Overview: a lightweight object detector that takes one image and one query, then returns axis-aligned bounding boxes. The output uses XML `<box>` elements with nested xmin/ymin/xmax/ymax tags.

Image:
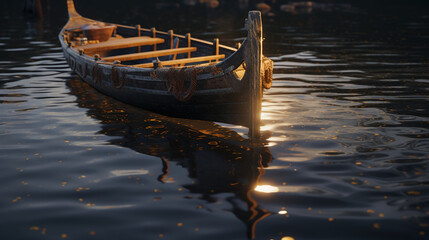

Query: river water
<box><xmin>1</xmin><ymin>1</ymin><xmax>428</xmax><ymax>240</ymax></box>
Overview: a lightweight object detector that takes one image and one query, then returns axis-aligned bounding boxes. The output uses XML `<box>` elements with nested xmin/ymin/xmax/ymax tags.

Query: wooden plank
<box><xmin>75</xmin><ymin>36</ymin><xmax>165</xmax><ymax>52</ymax></box>
<box><xmin>247</xmin><ymin>11</ymin><xmax>263</xmax><ymax>139</ymax></box>
<box><xmin>101</xmin><ymin>47</ymin><xmax>197</xmax><ymax>62</ymax></box>
<box><xmin>134</xmin><ymin>54</ymin><xmax>226</xmax><ymax>68</ymax></box>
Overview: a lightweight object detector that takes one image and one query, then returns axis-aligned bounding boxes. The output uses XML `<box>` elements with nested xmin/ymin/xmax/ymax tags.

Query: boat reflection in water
<box><xmin>66</xmin><ymin>77</ymin><xmax>273</xmax><ymax>239</ymax></box>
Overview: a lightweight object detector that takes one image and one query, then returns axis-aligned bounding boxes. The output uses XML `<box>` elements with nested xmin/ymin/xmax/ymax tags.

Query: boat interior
<box><xmin>62</xmin><ymin>19</ymin><xmax>237</xmax><ymax>68</ymax></box>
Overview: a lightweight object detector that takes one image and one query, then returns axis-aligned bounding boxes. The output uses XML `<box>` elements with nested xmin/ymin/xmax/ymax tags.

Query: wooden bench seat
<box><xmin>102</xmin><ymin>47</ymin><xmax>197</xmax><ymax>62</ymax></box>
<box><xmin>134</xmin><ymin>54</ymin><xmax>226</xmax><ymax>68</ymax></box>
<box><xmin>75</xmin><ymin>36</ymin><xmax>165</xmax><ymax>53</ymax></box>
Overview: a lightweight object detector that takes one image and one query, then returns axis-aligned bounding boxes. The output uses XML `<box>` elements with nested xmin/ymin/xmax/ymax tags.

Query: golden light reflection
<box><xmin>266</xmin><ymin>136</ymin><xmax>289</xmax><ymax>142</ymax></box>
<box><xmin>260</xmin><ymin>112</ymin><xmax>271</xmax><ymax>121</ymax></box>
<box><xmin>255</xmin><ymin>184</ymin><xmax>318</xmax><ymax>194</ymax></box>
<box><xmin>277</xmin><ymin>156</ymin><xmax>311</xmax><ymax>162</ymax></box>
<box><xmin>85</xmin><ymin>204</ymin><xmax>134</xmax><ymax>210</ymax></box>
<box><xmin>254</xmin><ymin>185</ymin><xmax>279</xmax><ymax>193</ymax></box>
<box><xmin>278</xmin><ymin>210</ymin><xmax>288</xmax><ymax>215</ymax></box>
<box><xmin>265</xmin><ymin>141</ymin><xmax>278</xmax><ymax>147</ymax></box>
<box><xmin>110</xmin><ymin>169</ymin><xmax>149</xmax><ymax>176</ymax></box>
<box><xmin>281</xmin><ymin>237</ymin><xmax>295</xmax><ymax>240</ymax></box>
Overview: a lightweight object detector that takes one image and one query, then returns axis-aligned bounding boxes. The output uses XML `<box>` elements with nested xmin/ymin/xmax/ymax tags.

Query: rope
<box><xmin>152</xmin><ymin>67</ymin><xmax>199</xmax><ymax>102</ymax></box>
<box><xmin>262</xmin><ymin>56</ymin><xmax>273</xmax><ymax>89</ymax></box>
<box><xmin>165</xmin><ymin>67</ymin><xmax>198</xmax><ymax>102</ymax></box>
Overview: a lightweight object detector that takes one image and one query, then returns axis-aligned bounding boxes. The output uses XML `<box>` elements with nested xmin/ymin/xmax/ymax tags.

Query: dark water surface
<box><xmin>1</xmin><ymin>1</ymin><xmax>429</xmax><ymax>240</ymax></box>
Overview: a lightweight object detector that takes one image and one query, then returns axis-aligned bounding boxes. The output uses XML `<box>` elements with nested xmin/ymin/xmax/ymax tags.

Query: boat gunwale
<box><xmin>60</xmin><ymin>38</ymin><xmax>247</xmax><ymax>97</ymax></box>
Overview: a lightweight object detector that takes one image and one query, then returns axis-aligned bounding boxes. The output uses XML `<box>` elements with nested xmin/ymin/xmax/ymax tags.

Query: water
<box><xmin>1</xmin><ymin>1</ymin><xmax>428</xmax><ymax>239</ymax></box>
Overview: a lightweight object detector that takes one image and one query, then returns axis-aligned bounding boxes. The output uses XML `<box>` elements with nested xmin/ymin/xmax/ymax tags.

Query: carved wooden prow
<box><xmin>67</xmin><ymin>0</ymin><xmax>81</xmax><ymax>18</ymax></box>
<box><xmin>247</xmin><ymin>11</ymin><xmax>263</xmax><ymax>139</ymax></box>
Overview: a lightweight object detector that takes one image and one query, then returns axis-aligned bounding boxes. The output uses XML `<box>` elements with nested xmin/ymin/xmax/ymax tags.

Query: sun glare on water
<box><xmin>254</xmin><ymin>185</ymin><xmax>280</xmax><ymax>193</ymax></box>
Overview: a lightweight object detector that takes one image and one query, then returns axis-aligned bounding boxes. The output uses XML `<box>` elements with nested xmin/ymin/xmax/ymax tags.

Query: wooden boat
<box><xmin>60</xmin><ymin>0</ymin><xmax>273</xmax><ymax>137</ymax></box>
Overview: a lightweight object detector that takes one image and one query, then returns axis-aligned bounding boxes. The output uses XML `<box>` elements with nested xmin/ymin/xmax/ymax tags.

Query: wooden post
<box><xmin>213</xmin><ymin>38</ymin><xmax>219</xmax><ymax>55</ymax></box>
<box><xmin>212</xmin><ymin>38</ymin><xmax>219</xmax><ymax>63</ymax></box>
<box><xmin>185</xmin><ymin>33</ymin><xmax>191</xmax><ymax>58</ymax></box>
<box><xmin>151</xmin><ymin>27</ymin><xmax>157</xmax><ymax>51</ymax></box>
<box><xmin>136</xmin><ymin>24</ymin><xmax>141</xmax><ymax>52</ymax></box>
<box><xmin>168</xmin><ymin>30</ymin><xmax>174</xmax><ymax>49</ymax></box>
<box><xmin>247</xmin><ymin>11</ymin><xmax>263</xmax><ymax>138</ymax></box>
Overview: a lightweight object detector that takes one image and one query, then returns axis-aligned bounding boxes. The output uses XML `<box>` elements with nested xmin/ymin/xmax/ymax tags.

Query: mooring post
<box><xmin>247</xmin><ymin>11</ymin><xmax>263</xmax><ymax>138</ymax></box>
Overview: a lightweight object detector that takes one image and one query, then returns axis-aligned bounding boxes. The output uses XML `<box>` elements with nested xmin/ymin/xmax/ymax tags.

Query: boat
<box><xmin>60</xmin><ymin>0</ymin><xmax>273</xmax><ymax>138</ymax></box>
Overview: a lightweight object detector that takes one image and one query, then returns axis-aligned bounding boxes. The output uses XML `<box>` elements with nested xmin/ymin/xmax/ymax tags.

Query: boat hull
<box><xmin>62</xmin><ymin>41</ymin><xmax>251</xmax><ymax>126</ymax></box>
